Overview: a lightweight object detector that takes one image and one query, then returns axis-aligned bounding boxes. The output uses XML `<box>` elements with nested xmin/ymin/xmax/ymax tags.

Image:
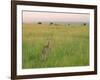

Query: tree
<box><xmin>68</xmin><ymin>24</ymin><xmax>70</xmax><ymax>26</ymax></box>
<box><xmin>50</xmin><ymin>22</ymin><xmax>53</xmax><ymax>25</ymax></box>
<box><xmin>38</xmin><ymin>22</ymin><xmax>42</xmax><ymax>24</ymax></box>
<box><xmin>83</xmin><ymin>23</ymin><xmax>86</xmax><ymax>26</ymax></box>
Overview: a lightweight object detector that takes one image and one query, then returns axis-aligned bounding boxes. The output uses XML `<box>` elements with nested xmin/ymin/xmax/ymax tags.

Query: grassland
<box><xmin>22</xmin><ymin>23</ymin><xmax>89</xmax><ymax>69</ymax></box>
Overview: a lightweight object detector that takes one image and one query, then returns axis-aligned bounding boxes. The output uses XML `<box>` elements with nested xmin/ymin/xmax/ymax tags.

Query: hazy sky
<box><xmin>23</xmin><ymin>11</ymin><xmax>90</xmax><ymax>23</ymax></box>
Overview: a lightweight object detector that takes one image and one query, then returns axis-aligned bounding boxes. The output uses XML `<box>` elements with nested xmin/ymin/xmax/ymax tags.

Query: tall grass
<box><xmin>22</xmin><ymin>23</ymin><xmax>89</xmax><ymax>69</ymax></box>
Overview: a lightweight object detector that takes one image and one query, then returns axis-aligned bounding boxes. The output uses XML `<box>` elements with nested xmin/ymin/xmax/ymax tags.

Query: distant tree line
<box><xmin>37</xmin><ymin>22</ymin><xmax>87</xmax><ymax>27</ymax></box>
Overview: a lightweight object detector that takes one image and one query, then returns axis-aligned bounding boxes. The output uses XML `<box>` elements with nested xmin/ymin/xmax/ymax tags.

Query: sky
<box><xmin>23</xmin><ymin>11</ymin><xmax>90</xmax><ymax>23</ymax></box>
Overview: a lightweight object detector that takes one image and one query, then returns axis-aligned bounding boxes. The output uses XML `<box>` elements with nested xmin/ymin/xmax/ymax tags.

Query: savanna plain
<box><xmin>22</xmin><ymin>23</ymin><xmax>89</xmax><ymax>69</ymax></box>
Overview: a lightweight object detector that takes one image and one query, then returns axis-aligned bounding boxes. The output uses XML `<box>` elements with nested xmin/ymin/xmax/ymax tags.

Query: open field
<box><xmin>22</xmin><ymin>23</ymin><xmax>89</xmax><ymax>69</ymax></box>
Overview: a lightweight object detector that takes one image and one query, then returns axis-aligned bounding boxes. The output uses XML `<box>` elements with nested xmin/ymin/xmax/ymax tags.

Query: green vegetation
<box><xmin>22</xmin><ymin>23</ymin><xmax>89</xmax><ymax>69</ymax></box>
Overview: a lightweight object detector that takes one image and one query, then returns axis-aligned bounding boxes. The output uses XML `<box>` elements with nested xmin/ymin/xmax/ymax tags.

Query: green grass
<box><xmin>22</xmin><ymin>23</ymin><xmax>89</xmax><ymax>69</ymax></box>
